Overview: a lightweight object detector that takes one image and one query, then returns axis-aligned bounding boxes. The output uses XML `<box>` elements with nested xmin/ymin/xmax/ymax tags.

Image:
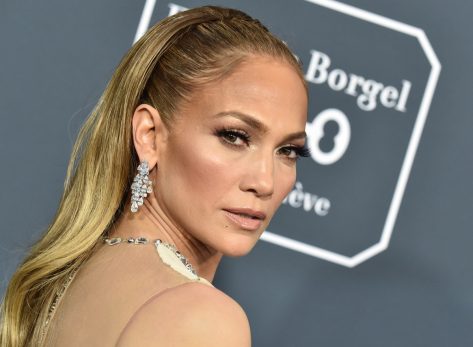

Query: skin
<box><xmin>110</xmin><ymin>55</ymin><xmax>308</xmax><ymax>283</ymax></box>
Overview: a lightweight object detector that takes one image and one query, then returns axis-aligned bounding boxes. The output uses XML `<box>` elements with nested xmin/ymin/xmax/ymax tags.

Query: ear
<box><xmin>132</xmin><ymin>104</ymin><xmax>169</xmax><ymax>169</ymax></box>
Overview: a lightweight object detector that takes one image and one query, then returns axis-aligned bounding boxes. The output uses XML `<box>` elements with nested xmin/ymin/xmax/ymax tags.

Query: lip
<box><xmin>223</xmin><ymin>208</ymin><xmax>266</xmax><ymax>231</ymax></box>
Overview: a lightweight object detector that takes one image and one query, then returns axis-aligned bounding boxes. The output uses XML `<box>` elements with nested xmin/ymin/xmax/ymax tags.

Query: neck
<box><xmin>109</xmin><ymin>199</ymin><xmax>223</xmax><ymax>282</ymax></box>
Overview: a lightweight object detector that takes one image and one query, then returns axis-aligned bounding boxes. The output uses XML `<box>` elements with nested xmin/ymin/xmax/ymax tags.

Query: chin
<box><xmin>218</xmin><ymin>233</ymin><xmax>260</xmax><ymax>257</ymax></box>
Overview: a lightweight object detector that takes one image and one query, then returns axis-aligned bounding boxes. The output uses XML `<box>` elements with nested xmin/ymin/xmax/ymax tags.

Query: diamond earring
<box><xmin>130</xmin><ymin>160</ymin><xmax>153</xmax><ymax>213</ymax></box>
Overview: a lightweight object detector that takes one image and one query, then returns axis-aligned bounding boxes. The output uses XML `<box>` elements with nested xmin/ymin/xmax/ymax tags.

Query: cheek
<box><xmin>163</xmin><ymin>138</ymin><xmax>238</xmax><ymax>210</ymax></box>
<box><xmin>273</xmin><ymin>165</ymin><xmax>297</xmax><ymax>207</ymax></box>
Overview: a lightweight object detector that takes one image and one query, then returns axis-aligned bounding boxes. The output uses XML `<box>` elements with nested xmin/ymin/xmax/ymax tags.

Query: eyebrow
<box><xmin>213</xmin><ymin>111</ymin><xmax>269</xmax><ymax>133</ymax></box>
<box><xmin>213</xmin><ymin>111</ymin><xmax>307</xmax><ymax>143</ymax></box>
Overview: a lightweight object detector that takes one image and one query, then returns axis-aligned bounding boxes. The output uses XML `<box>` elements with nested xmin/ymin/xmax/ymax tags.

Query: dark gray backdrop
<box><xmin>1</xmin><ymin>1</ymin><xmax>472</xmax><ymax>346</ymax></box>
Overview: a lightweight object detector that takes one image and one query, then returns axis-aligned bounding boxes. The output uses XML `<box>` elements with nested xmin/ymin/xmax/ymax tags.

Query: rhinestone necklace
<box><xmin>102</xmin><ymin>236</ymin><xmax>198</xmax><ymax>276</ymax></box>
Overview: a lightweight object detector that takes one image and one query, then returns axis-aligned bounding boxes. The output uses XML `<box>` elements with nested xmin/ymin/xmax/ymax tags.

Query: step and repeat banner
<box><xmin>1</xmin><ymin>1</ymin><xmax>472</xmax><ymax>346</ymax></box>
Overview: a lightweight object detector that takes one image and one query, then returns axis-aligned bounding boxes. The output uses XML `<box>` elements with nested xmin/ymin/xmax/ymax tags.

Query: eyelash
<box><xmin>215</xmin><ymin>128</ymin><xmax>311</xmax><ymax>161</ymax></box>
<box><xmin>216</xmin><ymin>128</ymin><xmax>250</xmax><ymax>145</ymax></box>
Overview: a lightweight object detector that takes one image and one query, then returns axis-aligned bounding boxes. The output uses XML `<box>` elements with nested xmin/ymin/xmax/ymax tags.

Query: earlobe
<box><xmin>132</xmin><ymin>104</ymin><xmax>167</xmax><ymax>168</ymax></box>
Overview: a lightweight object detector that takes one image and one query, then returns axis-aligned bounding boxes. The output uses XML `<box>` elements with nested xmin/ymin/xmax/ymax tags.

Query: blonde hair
<box><xmin>0</xmin><ymin>6</ymin><xmax>305</xmax><ymax>346</ymax></box>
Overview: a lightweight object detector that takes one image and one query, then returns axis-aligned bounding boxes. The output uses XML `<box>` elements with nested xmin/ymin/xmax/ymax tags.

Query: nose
<box><xmin>239</xmin><ymin>151</ymin><xmax>274</xmax><ymax>198</ymax></box>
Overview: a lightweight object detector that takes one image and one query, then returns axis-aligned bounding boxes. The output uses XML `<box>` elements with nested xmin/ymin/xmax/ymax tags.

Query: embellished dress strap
<box><xmin>103</xmin><ymin>236</ymin><xmax>214</xmax><ymax>287</ymax></box>
<box><xmin>154</xmin><ymin>239</ymin><xmax>214</xmax><ymax>286</ymax></box>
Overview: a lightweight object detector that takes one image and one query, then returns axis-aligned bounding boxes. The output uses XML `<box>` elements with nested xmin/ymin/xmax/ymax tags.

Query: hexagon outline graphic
<box><xmin>133</xmin><ymin>0</ymin><xmax>441</xmax><ymax>267</ymax></box>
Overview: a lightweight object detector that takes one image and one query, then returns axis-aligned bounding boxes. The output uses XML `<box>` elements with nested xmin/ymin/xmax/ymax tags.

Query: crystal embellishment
<box><xmin>135</xmin><ymin>237</ymin><xmax>148</xmax><ymax>245</ymax></box>
<box><xmin>105</xmin><ymin>237</ymin><xmax>122</xmax><ymax>246</ymax></box>
<box><xmin>130</xmin><ymin>161</ymin><xmax>153</xmax><ymax>213</ymax></box>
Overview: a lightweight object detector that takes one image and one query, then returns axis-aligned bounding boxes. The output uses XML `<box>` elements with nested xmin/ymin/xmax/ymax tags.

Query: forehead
<box><xmin>178</xmin><ymin>56</ymin><xmax>308</xmax><ymax>131</ymax></box>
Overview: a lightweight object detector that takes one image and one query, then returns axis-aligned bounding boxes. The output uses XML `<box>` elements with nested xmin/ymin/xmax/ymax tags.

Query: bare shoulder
<box><xmin>116</xmin><ymin>281</ymin><xmax>251</xmax><ymax>347</ymax></box>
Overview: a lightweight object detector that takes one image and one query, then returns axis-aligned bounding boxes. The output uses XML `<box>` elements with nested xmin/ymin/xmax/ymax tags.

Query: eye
<box><xmin>278</xmin><ymin>145</ymin><xmax>311</xmax><ymax>161</ymax></box>
<box><xmin>215</xmin><ymin>128</ymin><xmax>251</xmax><ymax>147</ymax></box>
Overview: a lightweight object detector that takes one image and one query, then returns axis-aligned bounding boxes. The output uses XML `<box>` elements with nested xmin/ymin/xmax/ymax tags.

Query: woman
<box><xmin>0</xmin><ymin>5</ymin><xmax>309</xmax><ymax>346</ymax></box>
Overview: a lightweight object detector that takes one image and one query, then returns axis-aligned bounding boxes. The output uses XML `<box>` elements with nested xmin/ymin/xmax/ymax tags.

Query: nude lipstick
<box><xmin>223</xmin><ymin>208</ymin><xmax>266</xmax><ymax>231</ymax></box>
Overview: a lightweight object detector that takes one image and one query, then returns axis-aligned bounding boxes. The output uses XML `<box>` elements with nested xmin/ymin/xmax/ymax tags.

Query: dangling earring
<box><xmin>130</xmin><ymin>160</ymin><xmax>153</xmax><ymax>213</ymax></box>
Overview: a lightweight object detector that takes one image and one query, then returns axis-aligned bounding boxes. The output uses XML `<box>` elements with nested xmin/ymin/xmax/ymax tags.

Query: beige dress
<box><xmin>42</xmin><ymin>241</ymin><xmax>214</xmax><ymax>346</ymax></box>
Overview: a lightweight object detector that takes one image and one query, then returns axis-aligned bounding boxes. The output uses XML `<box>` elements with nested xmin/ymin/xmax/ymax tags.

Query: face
<box><xmin>156</xmin><ymin>56</ymin><xmax>308</xmax><ymax>257</ymax></box>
